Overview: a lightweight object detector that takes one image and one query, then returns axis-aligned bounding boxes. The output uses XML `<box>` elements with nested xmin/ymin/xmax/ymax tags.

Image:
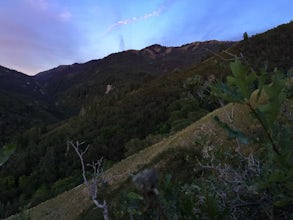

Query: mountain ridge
<box><xmin>30</xmin><ymin>40</ymin><xmax>233</xmax><ymax>115</ymax></box>
<box><xmin>1</xmin><ymin>21</ymin><xmax>293</xmax><ymax>219</ymax></box>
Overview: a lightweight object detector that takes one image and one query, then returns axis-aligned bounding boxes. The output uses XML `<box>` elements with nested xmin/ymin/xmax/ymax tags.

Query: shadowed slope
<box><xmin>6</xmin><ymin>102</ymin><xmax>255</xmax><ymax>220</ymax></box>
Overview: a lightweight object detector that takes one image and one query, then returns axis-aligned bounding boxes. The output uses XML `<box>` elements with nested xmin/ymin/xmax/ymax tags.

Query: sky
<box><xmin>0</xmin><ymin>0</ymin><xmax>292</xmax><ymax>75</ymax></box>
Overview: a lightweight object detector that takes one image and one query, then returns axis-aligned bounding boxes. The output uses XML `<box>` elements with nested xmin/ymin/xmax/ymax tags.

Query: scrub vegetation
<box><xmin>1</xmin><ymin>22</ymin><xmax>293</xmax><ymax>219</ymax></box>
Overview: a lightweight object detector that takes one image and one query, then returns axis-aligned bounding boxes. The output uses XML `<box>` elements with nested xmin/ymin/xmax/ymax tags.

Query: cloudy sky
<box><xmin>1</xmin><ymin>0</ymin><xmax>292</xmax><ymax>75</ymax></box>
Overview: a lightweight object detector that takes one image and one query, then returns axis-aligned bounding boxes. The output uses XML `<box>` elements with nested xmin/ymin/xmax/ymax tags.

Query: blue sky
<box><xmin>0</xmin><ymin>0</ymin><xmax>292</xmax><ymax>75</ymax></box>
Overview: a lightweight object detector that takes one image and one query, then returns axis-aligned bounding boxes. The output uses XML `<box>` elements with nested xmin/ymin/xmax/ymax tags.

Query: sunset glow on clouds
<box><xmin>0</xmin><ymin>0</ymin><xmax>292</xmax><ymax>75</ymax></box>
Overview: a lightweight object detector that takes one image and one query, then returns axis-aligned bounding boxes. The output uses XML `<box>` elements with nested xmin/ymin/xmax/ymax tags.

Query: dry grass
<box><xmin>6</xmin><ymin>103</ymin><xmax>257</xmax><ymax>220</ymax></box>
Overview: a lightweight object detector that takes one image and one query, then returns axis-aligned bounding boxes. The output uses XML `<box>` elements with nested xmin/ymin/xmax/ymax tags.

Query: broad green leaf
<box><xmin>256</xmin><ymin>69</ymin><xmax>268</xmax><ymax>101</ymax></box>
<box><xmin>211</xmin><ymin>60</ymin><xmax>257</xmax><ymax>103</ymax></box>
<box><xmin>230</xmin><ymin>59</ymin><xmax>250</xmax><ymax>78</ymax></box>
<box><xmin>257</xmin><ymin>75</ymin><xmax>286</xmax><ymax>130</ymax></box>
<box><xmin>255</xmin><ymin>108</ymin><xmax>270</xmax><ymax>130</ymax></box>
<box><xmin>0</xmin><ymin>144</ymin><xmax>16</xmax><ymax>166</ymax></box>
<box><xmin>229</xmin><ymin>60</ymin><xmax>257</xmax><ymax>99</ymax></box>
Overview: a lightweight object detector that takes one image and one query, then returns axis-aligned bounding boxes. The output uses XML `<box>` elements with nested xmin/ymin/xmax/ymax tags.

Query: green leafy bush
<box><xmin>209</xmin><ymin>59</ymin><xmax>293</xmax><ymax>218</ymax></box>
<box><xmin>117</xmin><ymin>60</ymin><xmax>293</xmax><ymax>219</ymax></box>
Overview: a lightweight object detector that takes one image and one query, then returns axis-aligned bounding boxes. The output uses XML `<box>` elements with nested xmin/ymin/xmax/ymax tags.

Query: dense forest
<box><xmin>0</xmin><ymin>22</ymin><xmax>293</xmax><ymax>219</ymax></box>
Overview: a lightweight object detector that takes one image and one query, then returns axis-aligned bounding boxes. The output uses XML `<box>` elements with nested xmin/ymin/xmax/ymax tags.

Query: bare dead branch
<box><xmin>67</xmin><ymin>141</ymin><xmax>108</xmax><ymax>220</ymax></box>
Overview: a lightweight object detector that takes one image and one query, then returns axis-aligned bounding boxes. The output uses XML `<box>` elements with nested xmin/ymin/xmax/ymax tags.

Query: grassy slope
<box><xmin>6</xmin><ymin>102</ymin><xmax>256</xmax><ymax>220</ymax></box>
<box><xmin>4</xmin><ymin>22</ymin><xmax>293</xmax><ymax>219</ymax></box>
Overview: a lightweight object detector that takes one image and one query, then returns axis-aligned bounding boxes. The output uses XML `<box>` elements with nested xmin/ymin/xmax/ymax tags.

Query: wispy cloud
<box><xmin>104</xmin><ymin>6</ymin><xmax>165</xmax><ymax>35</ymax></box>
<box><xmin>59</xmin><ymin>10</ymin><xmax>72</xmax><ymax>22</ymax></box>
<box><xmin>1</xmin><ymin>0</ymin><xmax>292</xmax><ymax>75</ymax></box>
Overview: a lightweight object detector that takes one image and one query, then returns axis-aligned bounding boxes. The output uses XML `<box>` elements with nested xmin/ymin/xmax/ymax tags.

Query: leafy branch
<box><xmin>211</xmin><ymin>59</ymin><xmax>287</xmax><ymax>155</ymax></box>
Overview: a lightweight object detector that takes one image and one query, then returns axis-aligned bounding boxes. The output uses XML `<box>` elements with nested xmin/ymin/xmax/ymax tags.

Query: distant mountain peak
<box><xmin>140</xmin><ymin>44</ymin><xmax>168</xmax><ymax>58</ymax></box>
<box><xmin>144</xmin><ymin>44</ymin><xmax>166</xmax><ymax>50</ymax></box>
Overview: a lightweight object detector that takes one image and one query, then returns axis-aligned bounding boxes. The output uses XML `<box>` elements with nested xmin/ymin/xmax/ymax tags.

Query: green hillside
<box><xmin>7</xmin><ymin>94</ymin><xmax>293</xmax><ymax>219</ymax></box>
<box><xmin>1</xmin><ymin>42</ymin><xmax>234</xmax><ymax>218</ymax></box>
<box><xmin>0</xmin><ymin>66</ymin><xmax>61</xmax><ymax>146</ymax></box>
<box><xmin>0</xmin><ymin>41</ymin><xmax>232</xmax><ymax>149</ymax></box>
<box><xmin>1</xmin><ymin>22</ymin><xmax>293</xmax><ymax>219</ymax></box>
<box><xmin>3</xmin><ymin>102</ymin><xmax>261</xmax><ymax>219</ymax></box>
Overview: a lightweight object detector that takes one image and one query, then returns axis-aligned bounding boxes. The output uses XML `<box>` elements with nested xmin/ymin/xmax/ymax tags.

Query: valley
<box><xmin>1</xmin><ymin>22</ymin><xmax>293</xmax><ymax>219</ymax></box>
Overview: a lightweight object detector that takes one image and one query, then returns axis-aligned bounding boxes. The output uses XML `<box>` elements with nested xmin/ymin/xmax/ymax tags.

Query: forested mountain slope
<box><xmin>1</xmin><ymin>22</ymin><xmax>293</xmax><ymax>218</ymax></box>
<box><xmin>0</xmin><ymin>66</ymin><xmax>57</xmax><ymax>145</ymax></box>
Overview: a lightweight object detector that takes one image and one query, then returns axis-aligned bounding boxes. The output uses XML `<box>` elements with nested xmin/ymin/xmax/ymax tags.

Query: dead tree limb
<box><xmin>67</xmin><ymin>141</ymin><xmax>108</xmax><ymax>220</ymax></box>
